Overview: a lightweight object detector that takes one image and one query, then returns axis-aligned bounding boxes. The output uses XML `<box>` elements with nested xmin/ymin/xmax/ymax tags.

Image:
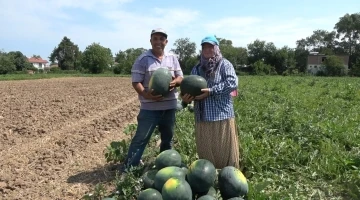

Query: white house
<box><xmin>27</xmin><ymin>56</ymin><xmax>49</xmax><ymax>70</ymax></box>
<box><xmin>307</xmin><ymin>52</ymin><xmax>349</xmax><ymax>75</ymax></box>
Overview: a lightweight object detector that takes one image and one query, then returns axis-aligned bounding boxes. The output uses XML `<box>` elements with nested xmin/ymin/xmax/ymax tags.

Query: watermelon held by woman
<box><xmin>180</xmin><ymin>75</ymin><xmax>207</xmax><ymax>97</ymax></box>
<box><xmin>218</xmin><ymin>166</ymin><xmax>249</xmax><ymax>199</ymax></box>
<box><xmin>148</xmin><ymin>67</ymin><xmax>173</xmax><ymax>96</ymax></box>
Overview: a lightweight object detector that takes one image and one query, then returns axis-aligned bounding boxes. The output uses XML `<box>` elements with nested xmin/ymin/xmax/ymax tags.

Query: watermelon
<box><xmin>155</xmin><ymin>149</ymin><xmax>182</xmax><ymax>170</ymax></box>
<box><xmin>218</xmin><ymin>166</ymin><xmax>249</xmax><ymax>199</ymax></box>
<box><xmin>180</xmin><ymin>75</ymin><xmax>207</xmax><ymax>97</ymax></box>
<box><xmin>197</xmin><ymin>195</ymin><xmax>216</xmax><ymax>200</ymax></box>
<box><xmin>142</xmin><ymin>169</ymin><xmax>158</xmax><ymax>189</ymax></box>
<box><xmin>161</xmin><ymin>177</ymin><xmax>192</xmax><ymax>200</ymax></box>
<box><xmin>137</xmin><ymin>188</ymin><xmax>163</xmax><ymax>200</ymax></box>
<box><xmin>149</xmin><ymin>67</ymin><xmax>173</xmax><ymax>96</ymax></box>
<box><xmin>186</xmin><ymin>159</ymin><xmax>216</xmax><ymax>193</ymax></box>
<box><xmin>153</xmin><ymin>166</ymin><xmax>186</xmax><ymax>191</ymax></box>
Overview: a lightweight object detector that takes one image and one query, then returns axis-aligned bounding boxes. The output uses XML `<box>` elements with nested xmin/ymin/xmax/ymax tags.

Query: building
<box><xmin>307</xmin><ymin>52</ymin><xmax>349</xmax><ymax>75</ymax></box>
<box><xmin>27</xmin><ymin>56</ymin><xmax>49</xmax><ymax>70</ymax></box>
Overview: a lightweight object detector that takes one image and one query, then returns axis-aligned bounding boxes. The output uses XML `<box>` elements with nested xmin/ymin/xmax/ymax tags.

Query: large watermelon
<box><xmin>149</xmin><ymin>67</ymin><xmax>173</xmax><ymax>96</ymax></box>
<box><xmin>180</xmin><ymin>75</ymin><xmax>207</xmax><ymax>97</ymax></box>
<box><xmin>186</xmin><ymin>159</ymin><xmax>216</xmax><ymax>193</ymax></box>
<box><xmin>155</xmin><ymin>149</ymin><xmax>182</xmax><ymax>170</ymax></box>
<box><xmin>218</xmin><ymin>166</ymin><xmax>249</xmax><ymax>199</ymax></box>
<box><xmin>161</xmin><ymin>177</ymin><xmax>192</xmax><ymax>200</ymax></box>
<box><xmin>153</xmin><ymin>166</ymin><xmax>186</xmax><ymax>191</ymax></box>
<box><xmin>137</xmin><ymin>188</ymin><xmax>163</xmax><ymax>200</ymax></box>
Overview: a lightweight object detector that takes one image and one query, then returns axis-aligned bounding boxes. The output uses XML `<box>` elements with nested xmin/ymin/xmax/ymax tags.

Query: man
<box><xmin>121</xmin><ymin>28</ymin><xmax>183</xmax><ymax>172</ymax></box>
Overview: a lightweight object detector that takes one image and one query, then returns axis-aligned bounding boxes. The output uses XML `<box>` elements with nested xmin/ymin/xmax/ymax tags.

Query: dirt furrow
<box><xmin>0</xmin><ymin>77</ymin><xmax>141</xmax><ymax>200</ymax></box>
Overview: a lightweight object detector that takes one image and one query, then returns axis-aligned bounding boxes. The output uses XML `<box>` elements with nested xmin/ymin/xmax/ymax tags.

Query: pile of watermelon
<box><xmin>137</xmin><ymin>149</ymin><xmax>248</xmax><ymax>200</ymax></box>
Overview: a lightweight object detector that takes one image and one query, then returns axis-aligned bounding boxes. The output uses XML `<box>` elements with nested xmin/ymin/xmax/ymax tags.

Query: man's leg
<box><xmin>158</xmin><ymin>109</ymin><xmax>176</xmax><ymax>152</ymax></box>
<box><xmin>123</xmin><ymin>109</ymin><xmax>159</xmax><ymax>171</ymax></box>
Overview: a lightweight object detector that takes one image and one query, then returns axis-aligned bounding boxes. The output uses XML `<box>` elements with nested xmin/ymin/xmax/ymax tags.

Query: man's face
<box><xmin>150</xmin><ymin>33</ymin><xmax>168</xmax><ymax>51</ymax></box>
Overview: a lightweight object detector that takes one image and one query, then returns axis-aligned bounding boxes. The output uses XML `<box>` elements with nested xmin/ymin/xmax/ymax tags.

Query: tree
<box><xmin>247</xmin><ymin>39</ymin><xmax>267</xmax><ymax>64</ymax></box>
<box><xmin>216</xmin><ymin>37</ymin><xmax>248</xmax><ymax>71</ymax></box>
<box><xmin>7</xmin><ymin>51</ymin><xmax>33</xmax><ymax>71</ymax></box>
<box><xmin>322</xmin><ymin>55</ymin><xmax>346</xmax><ymax>76</ymax></box>
<box><xmin>0</xmin><ymin>52</ymin><xmax>16</xmax><ymax>74</ymax></box>
<box><xmin>171</xmin><ymin>38</ymin><xmax>197</xmax><ymax>73</ymax></box>
<box><xmin>115</xmin><ymin>48</ymin><xmax>147</xmax><ymax>74</ymax></box>
<box><xmin>49</xmin><ymin>36</ymin><xmax>82</xmax><ymax>70</ymax></box>
<box><xmin>335</xmin><ymin>12</ymin><xmax>360</xmax><ymax>68</ymax></box>
<box><xmin>81</xmin><ymin>43</ymin><xmax>113</xmax><ymax>74</ymax></box>
<box><xmin>350</xmin><ymin>57</ymin><xmax>360</xmax><ymax>76</ymax></box>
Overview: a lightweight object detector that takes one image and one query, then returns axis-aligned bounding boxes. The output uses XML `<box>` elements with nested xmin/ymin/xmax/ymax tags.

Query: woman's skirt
<box><xmin>194</xmin><ymin>117</ymin><xmax>240</xmax><ymax>169</ymax></box>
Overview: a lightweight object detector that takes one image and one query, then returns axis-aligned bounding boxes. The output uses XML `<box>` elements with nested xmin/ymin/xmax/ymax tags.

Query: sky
<box><xmin>0</xmin><ymin>0</ymin><xmax>359</xmax><ymax>60</ymax></box>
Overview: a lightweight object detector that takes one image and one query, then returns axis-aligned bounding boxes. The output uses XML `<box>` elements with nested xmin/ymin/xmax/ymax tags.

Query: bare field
<box><xmin>0</xmin><ymin>77</ymin><xmax>140</xmax><ymax>200</ymax></box>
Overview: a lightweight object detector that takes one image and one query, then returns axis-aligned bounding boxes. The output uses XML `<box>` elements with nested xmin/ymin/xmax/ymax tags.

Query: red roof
<box><xmin>28</xmin><ymin>57</ymin><xmax>48</xmax><ymax>63</ymax></box>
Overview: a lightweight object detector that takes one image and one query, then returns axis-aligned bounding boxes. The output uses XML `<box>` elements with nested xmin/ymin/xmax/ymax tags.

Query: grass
<box><xmin>233</xmin><ymin>76</ymin><xmax>360</xmax><ymax>199</ymax></box>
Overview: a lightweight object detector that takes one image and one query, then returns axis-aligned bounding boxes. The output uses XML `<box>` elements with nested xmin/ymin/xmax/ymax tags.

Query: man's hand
<box><xmin>194</xmin><ymin>88</ymin><xmax>210</xmax><ymax>100</ymax></box>
<box><xmin>181</xmin><ymin>93</ymin><xmax>195</xmax><ymax>104</ymax></box>
<box><xmin>142</xmin><ymin>89</ymin><xmax>163</xmax><ymax>101</ymax></box>
<box><xmin>169</xmin><ymin>76</ymin><xmax>182</xmax><ymax>91</ymax></box>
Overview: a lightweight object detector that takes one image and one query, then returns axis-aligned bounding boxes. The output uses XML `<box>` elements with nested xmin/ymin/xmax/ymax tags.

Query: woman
<box><xmin>181</xmin><ymin>35</ymin><xmax>240</xmax><ymax>169</ymax></box>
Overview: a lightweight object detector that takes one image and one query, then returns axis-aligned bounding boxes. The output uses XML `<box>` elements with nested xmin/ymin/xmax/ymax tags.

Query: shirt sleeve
<box><xmin>173</xmin><ymin>56</ymin><xmax>184</xmax><ymax>77</ymax></box>
<box><xmin>131</xmin><ymin>56</ymin><xmax>146</xmax><ymax>83</ymax></box>
<box><xmin>209</xmin><ymin>60</ymin><xmax>238</xmax><ymax>96</ymax></box>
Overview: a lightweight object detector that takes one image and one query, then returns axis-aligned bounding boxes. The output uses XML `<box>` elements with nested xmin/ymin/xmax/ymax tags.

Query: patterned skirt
<box><xmin>194</xmin><ymin>118</ymin><xmax>240</xmax><ymax>169</ymax></box>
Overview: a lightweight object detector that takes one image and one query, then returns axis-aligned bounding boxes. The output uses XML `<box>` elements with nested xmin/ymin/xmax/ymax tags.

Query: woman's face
<box><xmin>201</xmin><ymin>43</ymin><xmax>215</xmax><ymax>59</ymax></box>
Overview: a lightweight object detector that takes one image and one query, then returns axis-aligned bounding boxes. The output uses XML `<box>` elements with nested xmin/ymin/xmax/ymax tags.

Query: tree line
<box><xmin>1</xmin><ymin>12</ymin><xmax>359</xmax><ymax>76</ymax></box>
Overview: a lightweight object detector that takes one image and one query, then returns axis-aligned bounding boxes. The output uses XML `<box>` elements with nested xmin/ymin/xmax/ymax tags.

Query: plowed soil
<box><xmin>0</xmin><ymin>77</ymin><xmax>140</xmax><ymax>200</ymax></box>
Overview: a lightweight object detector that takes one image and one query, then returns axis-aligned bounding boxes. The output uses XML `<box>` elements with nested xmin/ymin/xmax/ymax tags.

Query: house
<box><xmin>27</xmin><ymin>56</ymin><xmax>49</xmax><ymax>70</ymax></box>
<box><xmin>307</xmin><ymin>52</ymin><xmax>349</xmax><ymax>75</ymax></box>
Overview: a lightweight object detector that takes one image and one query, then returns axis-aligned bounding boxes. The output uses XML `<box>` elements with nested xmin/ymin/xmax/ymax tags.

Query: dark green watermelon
<box><xmin>149</xmin><ymin>67</ymin><xmax>173</xmax><ymax>96</ymax></box>
<box><xmin>153</xmin><ymin>166</ymin><xmax>186</xmax><ymax>191</ymax></box>
<box><xmin>137</xmin><ymin>188</ymin><xmax>163</xmax><ymax>200</ymax></box>
<box><xmin>155</xmin><ymin>149</ymin><xmax>182</xmax><ymax>170</ymax></box>
<box><xmin>161</xmin><ymin>177</ymin><xmax>192</xmax><ymax>200</ymax></box>
<box><xmin>218</xmin><ymin>166</ymin><xmax>248</xmax><ymax>199</ymax></box>
<box><xmin>186</xmin><ymin>159</ymin><xmax>216</xmax><ymax>193</ymax></box>
<box><xmin>180</xmin><ymin>75</ymin><xmax>207</xmax><ymax>97</ymax></box>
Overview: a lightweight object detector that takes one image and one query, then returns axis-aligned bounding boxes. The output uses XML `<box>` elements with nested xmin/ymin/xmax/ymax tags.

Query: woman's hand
<box><xmin>195</xmin><ymin>88</ymin><xmax>210</xmax><ymax>100</ymax></box>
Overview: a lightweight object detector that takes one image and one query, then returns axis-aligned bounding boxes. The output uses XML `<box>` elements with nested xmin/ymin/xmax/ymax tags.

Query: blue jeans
<box><xmin>123</xmin><ymin>109</ymin><xmax>176</xmax><ymax>170</ymax></box>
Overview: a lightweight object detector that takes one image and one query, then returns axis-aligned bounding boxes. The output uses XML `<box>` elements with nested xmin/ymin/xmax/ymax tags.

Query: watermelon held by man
<box><xmin>148</xmin><ymin>67</ymin><xmax>173</xmax><ymax>96</ymax></box>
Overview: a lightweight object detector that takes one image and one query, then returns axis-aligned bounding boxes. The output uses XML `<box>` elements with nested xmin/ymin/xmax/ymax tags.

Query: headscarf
<box><xmin>200</xmin><ymin>45</ymin><xmax>223</xmax><ymax>78</ymax></box>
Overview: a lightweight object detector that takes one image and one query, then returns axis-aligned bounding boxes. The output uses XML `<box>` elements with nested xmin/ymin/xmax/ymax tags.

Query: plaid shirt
<box><xmin>191</xmin><ymin>58</ymin><xmax>238</xmax><ymax>122</ymax></box>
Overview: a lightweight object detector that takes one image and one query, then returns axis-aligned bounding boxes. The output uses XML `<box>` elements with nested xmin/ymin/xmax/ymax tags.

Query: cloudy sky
<box><xmin>0</xmin><ymin>0</ymin><xmax>358</xmax><ymax>60</ymax></box>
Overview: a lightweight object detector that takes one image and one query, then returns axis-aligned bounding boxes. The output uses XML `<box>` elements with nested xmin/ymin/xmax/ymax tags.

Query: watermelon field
<box><xmin>0</xmin><ymin>75</ymin><xmax>360</xmax><ymax>199</ymax></box>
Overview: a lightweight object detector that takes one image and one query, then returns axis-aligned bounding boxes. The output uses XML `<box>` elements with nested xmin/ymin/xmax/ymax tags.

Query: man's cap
<box><xmin>201</xmin><ymin>35</ymin><xmax>219</xmax><ymax>46</ymax></box>
<box><xmin>151</xmin><ymin>28</ymin><xmax>168</xmax><ymax>38</ymax></box>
